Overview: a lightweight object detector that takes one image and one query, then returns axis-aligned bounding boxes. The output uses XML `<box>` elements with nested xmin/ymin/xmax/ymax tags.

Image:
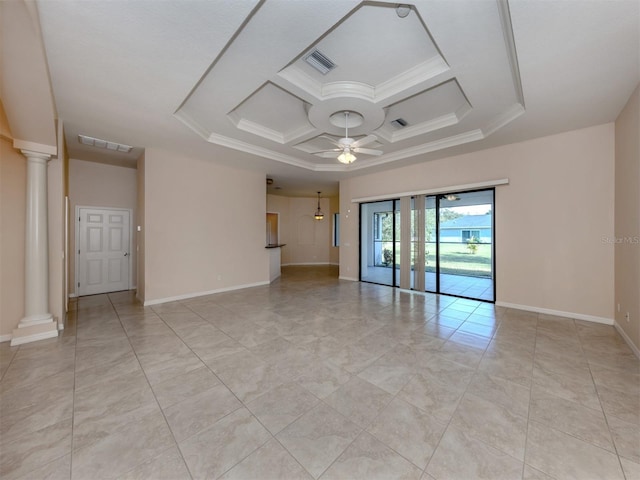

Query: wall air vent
<box><xmin>390</xmin><ymin>118</ymin><xmax>408</xmax><ymax>128</ymax></box>
<box><xmin>78</xmin><ymin>135</ymin><xmax>133</xmax><ymax>153</ymax></box>
<box><xmin>304</xmin><ymin>49</ymin><xmax>336</xmax><ymax>75</ymax></box>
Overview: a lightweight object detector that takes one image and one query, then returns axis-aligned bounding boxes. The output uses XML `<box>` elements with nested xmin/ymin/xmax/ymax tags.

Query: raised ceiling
<box><xmin>34</xmin><ymin>0</ymin><xmax>639</xmax><ymax>196</ymax></box>
<box><xmin>176</xmin><ymin>1</ymin><xmax>524</xmax><ymax>171</ymax></box>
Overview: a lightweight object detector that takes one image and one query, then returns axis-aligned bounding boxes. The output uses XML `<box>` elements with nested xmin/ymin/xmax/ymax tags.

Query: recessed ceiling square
<box><xmin>229</xmin><ymin>82</ymin><xmax>313</xmax><ymax>143</ymax></box>
<box><xmin>289</xmin><ymin>3</ymin><xmax>441</xmax><ymax>87</ymax></box>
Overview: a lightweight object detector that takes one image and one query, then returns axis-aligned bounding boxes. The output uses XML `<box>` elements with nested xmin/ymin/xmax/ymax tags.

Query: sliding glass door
<box><xmin>424</xmin><ymin>196</ymin><xmax>437</xmax><ymax>292</ymax></box>
<box><xmin>360</xmin><ymin>200</ymin><xmax>399</xmax><ymax>287</ymax></box>
<box><xmin>437</xmin><ymin>190</ymin><xmax>494</xmax><ymax>301</ymax></box>
<box><xmin>360</xmin><ymin>189</ymin><xmax>495</xmax><ymax>302</ymax></box>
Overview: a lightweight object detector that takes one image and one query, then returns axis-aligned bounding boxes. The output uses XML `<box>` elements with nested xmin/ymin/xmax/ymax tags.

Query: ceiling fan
<box><xmin>312</xmin><ymin>111</ymin><xmax>383</xmax><ymax>164</ymax></box>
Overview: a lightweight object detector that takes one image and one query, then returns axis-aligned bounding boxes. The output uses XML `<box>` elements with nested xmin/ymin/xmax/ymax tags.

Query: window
<box><xmin>461</xmin><ymin>229</ymin><xmax>480</xmax><ymax>242</ymax></box>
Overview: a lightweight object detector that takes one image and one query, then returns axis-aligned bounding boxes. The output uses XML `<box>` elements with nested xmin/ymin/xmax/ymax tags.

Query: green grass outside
<box><xmin>427</xmin><ymin>242</ymin><xmax>492</xmax><ymax>278</ymax></box>
<box><xmin>377</xmin><ymin>242</ymin><xmax>493</xmax><ymax>278</ymax></box>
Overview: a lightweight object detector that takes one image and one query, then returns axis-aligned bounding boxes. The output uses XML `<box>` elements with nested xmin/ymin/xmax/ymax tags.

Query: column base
<box><xmin>10</xmin><ymin>321</ymin><xmax>58</xmax><ymax>346</ymax></box>
<box><xmin>17</xmin><ymin>313</ymin><xmax>54</xmax><ymax>328</ymax></box>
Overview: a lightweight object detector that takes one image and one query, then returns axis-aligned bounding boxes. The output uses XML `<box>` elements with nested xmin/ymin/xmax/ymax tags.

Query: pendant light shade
<box><xmin>314</xmin><ymin>191</ymin><xmax>324</xmax><ymax>220</ymax></box>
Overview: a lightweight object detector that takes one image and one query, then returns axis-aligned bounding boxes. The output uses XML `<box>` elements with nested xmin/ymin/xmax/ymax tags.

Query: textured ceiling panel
<box><xmin>175</xmin><ymin>0</ymin><xmax>525</xmax><ymax>171</ymax></box>
<box><xmin>229</xmin><ymin>82</ymin><xmax>313</xmax><ymax>143</ymax></box>
<box><xmin>35</xmin><ymin>0</ymin><xmax>639</xmax><ymax>190</ymax></box>
<box><xmin>291</xmin><ymin>3</ymin><xmax>440</xmax><ymax>86</ymax></box>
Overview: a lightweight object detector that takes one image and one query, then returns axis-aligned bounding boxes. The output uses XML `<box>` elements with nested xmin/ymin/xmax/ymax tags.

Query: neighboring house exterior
<box><xmin>439</xmin><ymin>214</ymin><xmax>492</xmax><ymax>243</ymax></box>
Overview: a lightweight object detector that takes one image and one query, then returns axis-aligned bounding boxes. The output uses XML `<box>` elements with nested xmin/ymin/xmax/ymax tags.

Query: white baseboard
<box><xmin>495</xmin><ymin>301</ymin><xmax>613</xmax><ymax>325</ymax></box>
<box><xmin>69</xmin><ymin>285</ymin><xmax>138</xmax><ymax>298</ymax></box>
<box><xmin>339</xmin><ymin>276</ymin><xmax>358</xmax><ymax>282</ymax></box>
<box><xmin>0</xmin><ymin>334</ymin><xmax>12</xmax><ymax>343</ymax></box>
<box><xmin>614</xmin><ymin>321</ymin><xmax>640</xmax><ymax>359</ymax></box>
<box><xmin>281</xmin><ymin>262</ymin><xmax>332</xmax><ymax>266</ymax></box>
<box><xmin>143</xmin><ymin>280</ymin><xmax>270</xmax><ymax>306</ymax></box>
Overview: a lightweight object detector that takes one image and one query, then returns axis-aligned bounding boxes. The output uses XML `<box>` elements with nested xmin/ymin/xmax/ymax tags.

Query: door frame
<box><xmin>74</xmin><ymin>205</ymin><xmax>133</xmax><ymax>297</ymax></box>
<box><xmin>434</xmin><ymin>187</ymin><xmax>495</xmax><ymax>302</ymax></box>
<box><xmin>359</xmin><ymin>188</ymin><xmax>495</xmax><ymax>303</ymax></box>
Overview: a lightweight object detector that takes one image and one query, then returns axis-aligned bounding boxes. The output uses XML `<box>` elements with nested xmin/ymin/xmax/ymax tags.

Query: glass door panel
<box><xmin>360</xmin><ymin>200</ymin><xmax>396</xmax><ymax>286</ymax></box>
<box><xmin>394</xmin><ymin>200</ymin><xmax>401</xmax><ymax>287</ymax></box>
<box><xmin>360</xmin><ymin>190</ymin><xmax>495</xmax><ymax>303</ymax></box>
<box><xmin>437</xmin><ymin>190</ymin><xmax>494</xmax><ymax>301</ymax></box>
<box><xmin>410</xmin><ymin>197</ymin><xmax>417</xmax><ymax>290</ymax></box>
<box><xmin>425</xmin><ymin>196</ymin><xmax>437</xmax><ymax>292</ymax></box>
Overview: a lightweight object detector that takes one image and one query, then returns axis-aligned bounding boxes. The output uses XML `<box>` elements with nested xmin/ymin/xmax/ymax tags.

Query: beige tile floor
<box><xmin>1</xmin><ymin>266</ymin><xmax>638</xmax><ymax>480</ymax></box>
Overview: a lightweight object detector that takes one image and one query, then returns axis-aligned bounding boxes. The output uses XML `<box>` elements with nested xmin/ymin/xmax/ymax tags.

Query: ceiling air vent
<box><xmin>390</xmin><ymin>118</ymin><xmax>408</xmax><ymax>128</ymax></box>
<box><xmin>304</xmin><ymin>49</ymin><xmax>336</xmax><ymax>75</ymax></box>
<box><xmin>78</xmin><ymin>134</ymin><xmax>132</xmax><ymax>153</ymax></box>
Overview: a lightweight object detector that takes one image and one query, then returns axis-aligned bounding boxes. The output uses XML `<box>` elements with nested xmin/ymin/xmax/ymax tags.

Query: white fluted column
<box><xmin>11</xmin><ymin>150</ymin><xmax>58</xmax><ymax>345</ymax></box>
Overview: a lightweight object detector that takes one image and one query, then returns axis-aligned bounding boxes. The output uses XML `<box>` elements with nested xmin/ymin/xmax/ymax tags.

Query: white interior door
<box><xmin>77</xmin><ymin>207</ymin><xmax>130</xmax><ymax>296</ymax></box>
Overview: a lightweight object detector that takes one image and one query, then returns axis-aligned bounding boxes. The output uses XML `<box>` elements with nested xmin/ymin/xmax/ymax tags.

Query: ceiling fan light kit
<box><xmin>337</xmin><ymin>150</ymin><xmax>356</xmax><ymax>164</ymax></box>
<box><xmin>313</xmin><ymin>110</ymin><xmax>383</xmax><ymax>165</ymax></box>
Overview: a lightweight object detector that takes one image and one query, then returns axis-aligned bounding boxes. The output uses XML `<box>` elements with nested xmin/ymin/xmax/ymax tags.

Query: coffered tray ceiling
<box><xmin>175</xmin><ymin>0</ymin><xmax>524</xmax><ymax>171</ymax></box>
<box><xmin>34</xmin><ymin>0</ymin><xmax>639</xmax><ymax>195</ymax></box>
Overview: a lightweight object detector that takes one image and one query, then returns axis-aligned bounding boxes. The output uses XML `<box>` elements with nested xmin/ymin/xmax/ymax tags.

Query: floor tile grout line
<box><xmin>526</xmin><ymin>314</ymin><xmax>632</xmax><ymax>477</ymax></box>
<box><xmin>172</xmin><ymin>297</ymin><xmax>345</xmax><ymax>480</ymax></box>
<box><xmin>0</xmin><ymin>344</ymin><xmax>20</xmax><ymax>384</ymax></box>
<box><xmin>151</xmin><ymin>299</ymin><xmax>310</xmax><ymax>478</ymax></box>
<box><xmin>3</xmin><ymin>313</ymin><xmax>79</xmax><ymax>479</ymax></box>
<box><xmin>48</xmin><ymin>276</ymin><xmax>636</xmax><ymax>480</ymax></box>
<box><xmin>423</xmin><ymin>316</ymin><xmax>505</xmax><ymax>478</ymax></box>
<box><xmin>521</xmin><ymin>311</ymin><xmax>540</xmax><ymax>479</ymax></box>
<box><xmin>67</xmin><ymin>309</ymin><xmax>79</xmax><ymax>480</ymax></box>
<box><xmin>353</xmin><ymin>370</ymin><xmax>437</xmax><ymax>475</ymax></box>
<box><xmin>572</xmin><ymin>320</ymin><xmax>627</xmax><ymax>477</ymax></box>
<box><xmin>420</xmin><ymin>305</ymin><xmax>536</xmax><ymax>476</ymax></box>
<box><xmin>106</xmin><ymin>293</ymin><xmax>195</xmax><ymax>480</ymax></box>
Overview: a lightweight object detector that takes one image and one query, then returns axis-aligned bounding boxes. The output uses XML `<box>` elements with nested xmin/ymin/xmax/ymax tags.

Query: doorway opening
<box><xmin>359</xmin><ymin>189</ymin><xmax>495</xmax><ymax>302</ymax></box>
<box><xmin>75</xmin><ymin>206</ymin><xmax>132</xmax><ymax>296</ymax></box>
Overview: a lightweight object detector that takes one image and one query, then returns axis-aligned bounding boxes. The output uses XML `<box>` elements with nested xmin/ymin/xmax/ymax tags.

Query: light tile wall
<box><xmin>136</xmin><ymin>152</ymin><xmax>146</xmax><ymax>304</ymax></box>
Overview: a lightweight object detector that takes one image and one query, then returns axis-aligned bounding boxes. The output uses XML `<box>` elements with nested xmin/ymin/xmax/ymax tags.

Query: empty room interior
<box><xmin>1</xmin><ymin>1</ymin><xmax>639</xmax><ymax>479</ymax></box>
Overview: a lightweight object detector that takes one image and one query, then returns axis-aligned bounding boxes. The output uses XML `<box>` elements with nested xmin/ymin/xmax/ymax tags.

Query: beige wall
<box><xmin>0</xmin><ymin>131</ymin><xmax>27</xmax><ymax>338</ymax></box>
<box><xmin>266</xmin><ymin>194</ymin><xmax>336</xmax><ymax>266</ymax></box>
<box><xmin>68</xmin><ymin>158</ymin><xmax>137</xmax><ymax>295</ymax></box>
<box><xmin>341</xmin><ymin>123</ymin><xmax>616</xmax><ymax>322</ymax></box>
<box><xmin>48</xmin><ymin>155</ymin><xmax>64</xmax><ymax>326</ymax></box>
<box><xmin>143</xmin><ymin>148</ymin><xmax>268</xmax><ymax>303</ymax></box>
<box><xmin>614</xmin><ymin>84</ymin><xmax>640</xmax><ymax>354</ymax></box>
<box><xmin>136</xmin><ymin>152</ymin><xmax>146</xmax><ymax>304</ymax></box>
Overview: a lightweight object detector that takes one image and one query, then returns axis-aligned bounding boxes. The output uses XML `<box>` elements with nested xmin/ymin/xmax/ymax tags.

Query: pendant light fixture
<box><xmin>314</xmin><ymin>191</ymin><xmax>324</xmax><ymax>220</ymax></box>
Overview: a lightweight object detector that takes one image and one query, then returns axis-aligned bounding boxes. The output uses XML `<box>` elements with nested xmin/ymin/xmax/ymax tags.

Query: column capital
<box><xmin>20</xmin><ymin>149</ymin><xmax>52</xmax><ymax>163</ymax></box>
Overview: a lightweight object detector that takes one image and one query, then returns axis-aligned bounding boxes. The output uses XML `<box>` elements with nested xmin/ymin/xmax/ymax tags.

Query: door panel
<box><xmin>437</xmin><ymin>190</ymin><xmax>494</xmax><ymax>301</ymax></box>
<box><xmin>78</xmin><ymin>207</ymin><xmax>130</xmax><ymax>296</ymax></box>
<box><xmin>360</xmin><ymin>200</ymin><xmax>397</xmax><ymax>286</ymax></box>
<box><xmin>360</xmin><ymin>190</ymin><xmax>494</xmax><ymax>303</ymax></box>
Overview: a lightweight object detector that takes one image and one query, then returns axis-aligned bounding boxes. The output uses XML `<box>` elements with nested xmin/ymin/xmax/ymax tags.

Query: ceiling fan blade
<box><xmin>311</xmin><ymin>151</ymin><xmax>341</xmax><ymax>158</ymax></box>
<box><xmin>353</xmin><ymin>147</ymin><xmax>383</xmax><ymax>156</ymax></box>
<box><xmin>351</xmin><ymin>134</ymin><xmax>377</xmax><ymax>148</ymax></box>
<box><xmin>318</xmin><ymin>135</ymin><xmax>342</xmax><ymax>147</ymax></box>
